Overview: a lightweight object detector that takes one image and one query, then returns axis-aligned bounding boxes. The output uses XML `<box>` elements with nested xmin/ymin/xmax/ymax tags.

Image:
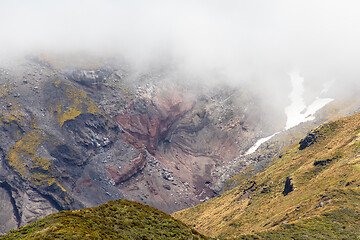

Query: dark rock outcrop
<box><xmin>299</xmin><ymin>130</ymin><xmax>318</xmax><ymax>150</ymax></box>
<box><xmin>282</xmin><ymin>177</ymin><xmax>294</xmax><ymax>196</ymax></box>
<box><xmin>314</xmin><ymin>158</ymin><xmax>333</xmax><ymax>166</ymax></box>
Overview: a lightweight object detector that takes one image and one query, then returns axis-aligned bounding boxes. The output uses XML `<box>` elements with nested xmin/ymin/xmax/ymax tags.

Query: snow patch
<box><xmin>245</xmin><ymin>132</ymin><xmax>280</xmax><ymax>155</ymax></box>
<box><xmin>284</xmin><ymin>71</ymin><xmax>333</xmax><ymax>130</ymax></box>
<box><xmin>245</xmin><ymin>71</ymin><xmax>333</xmax><ymax>155</ymax></box>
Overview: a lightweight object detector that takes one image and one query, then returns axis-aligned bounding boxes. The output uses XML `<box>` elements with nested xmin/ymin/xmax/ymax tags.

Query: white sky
<box><xmin>1</xmin><ymin>0</ymin><xmax>360</xmax><ymax>99</ymax></box>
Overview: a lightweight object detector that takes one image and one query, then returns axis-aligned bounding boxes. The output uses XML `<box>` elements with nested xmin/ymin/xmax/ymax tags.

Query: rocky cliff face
<box><xmin>0</xmin><ymin>56</ymin><xmax>281</xmax><ymax>234</ymax></box>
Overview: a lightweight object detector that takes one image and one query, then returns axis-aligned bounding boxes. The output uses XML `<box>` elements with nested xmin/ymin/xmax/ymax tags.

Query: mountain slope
<box><xmin>0</xmin><ymin>56</ymin><xmax>280</xmax><ymax>233</ymax></box>
<box><xmin>173</xmin><ymin>112</ymin><xmax>360</xmax><ymax>239</ymax></box>
<box><xmin>2</xmin><ymin>55</ymin><xmax>359</xmax><ymax>235</ymax></box>
<box><xmin>0</xmin><ymin>199</ymin><xmax>207</xmax><ymax>240</ymax></box>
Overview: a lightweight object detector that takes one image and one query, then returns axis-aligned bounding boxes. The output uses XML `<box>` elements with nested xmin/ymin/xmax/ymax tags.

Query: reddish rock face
<box><xmin>104</xmin><ymin>85</ymin><xmax>266</xmax><ymax>213</ymax></box>
<box><xmin>105</xmin><ymin>153</ymin><xmax>147</xmax><ymax>184</ymax></box>
<box><xmin>114</xmin><ymin>90</ymin><xmax>195</xmax><ymax>155</ymax></box>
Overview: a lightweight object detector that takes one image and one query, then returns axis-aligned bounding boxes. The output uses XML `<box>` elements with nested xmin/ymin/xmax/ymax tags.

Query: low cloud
<box><xmin>1</xmin><ymin>0</ymin><xmax>360</xmax><ymax>106</ymax></box>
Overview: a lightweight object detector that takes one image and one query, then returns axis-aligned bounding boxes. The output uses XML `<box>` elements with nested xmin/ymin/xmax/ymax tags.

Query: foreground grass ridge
<box><xmin>1</xmin><ymin>199</ymin><xmax>207</xmax><ymax>240</ymax></box>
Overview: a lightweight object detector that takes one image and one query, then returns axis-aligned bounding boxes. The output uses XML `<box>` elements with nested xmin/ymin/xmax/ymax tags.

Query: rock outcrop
<box><xmin>299</xmin><ymin>130</ymin><xmax>319</xmax><ymax>150</ymax></box>
<box><xmin>282</xmin><ymin>176</ymin><xmax>293</xmax><ymax>196</ymax></box>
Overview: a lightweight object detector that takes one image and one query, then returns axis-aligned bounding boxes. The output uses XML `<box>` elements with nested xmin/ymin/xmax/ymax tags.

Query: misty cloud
<box><xmin>1</xmin><ymin>0</ymin><xmax>360</xmax><ymax>100</ymax></box>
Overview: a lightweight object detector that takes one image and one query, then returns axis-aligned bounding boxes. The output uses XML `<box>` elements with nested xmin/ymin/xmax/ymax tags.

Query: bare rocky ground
<box><xmin>0</xmin><ymin>55</ymin><xmax>283</xmax><ymax>234</ymax></box>
<box><xmin>0</xmin><ymin>55</ymin><xmax>358</xmax><ymax>234</ymax></box>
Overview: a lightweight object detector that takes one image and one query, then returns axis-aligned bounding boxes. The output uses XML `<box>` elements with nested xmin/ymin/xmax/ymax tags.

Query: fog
<box><xmin>1</xmin><ymin>0</ymin><xmax>360</xmax><ymax>107</ymax></box>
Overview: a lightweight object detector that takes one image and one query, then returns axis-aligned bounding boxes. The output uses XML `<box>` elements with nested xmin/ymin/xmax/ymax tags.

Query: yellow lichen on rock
<box><xmin>5</xmin><ymin>129</ymin><xmax>66</xmax><ymax>193</ymax></box>
<box><xmin>0</xmin><ymin>83</ymin><xmax>22</xmax><ymax>114</ymax></box>
<box><xmin>0</xmin><ymin>111</ymin><xmax>26</xmax><ymax>128</ymax></box>
<box><xmin>50</xmin><ymin>81</ymin><xmax>102</xmax><ymax>126</ymax></box>
<box><xmin>0</xmin><ymin>83</ymin><xmax>14</xmax><ymax>98</ymax></box>
<box><xmin>64</xmin><ymin>196</ymin><xmax>71</xmax><ymax>204</ymax></box>
<box><xmin>6</xmin><ymin>129</ymin><xmax>45</xmax><ymax>178</ymax></box>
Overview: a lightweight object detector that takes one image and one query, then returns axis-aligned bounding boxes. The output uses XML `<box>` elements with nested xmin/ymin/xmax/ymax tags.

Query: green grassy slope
<box><xmin>1</xmin><ymin>199</ymin><xmax>207</xmax><ymax>240</ymax></box>
<box><xmin>173</xmin><ymin>113</ymin><xmax>360</xmax><ymax>239</ymax></box>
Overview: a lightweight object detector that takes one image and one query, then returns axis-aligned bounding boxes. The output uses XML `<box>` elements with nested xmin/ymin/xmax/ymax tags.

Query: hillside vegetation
<box><xmin>173</xmin><ymin>112</ymin><xmax>360</xmax><ymax>239</ymax></box>
<box><xmin>1</xmin><ymin>199</ymin><xmax>207</xmax><ymax>240</ymax></box>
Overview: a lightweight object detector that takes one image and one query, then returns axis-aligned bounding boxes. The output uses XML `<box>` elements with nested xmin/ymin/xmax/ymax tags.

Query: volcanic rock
<box><xmin>0</xmin><ymin>56</ymin><xmax>279</xmax><ymax>234</ymax></box>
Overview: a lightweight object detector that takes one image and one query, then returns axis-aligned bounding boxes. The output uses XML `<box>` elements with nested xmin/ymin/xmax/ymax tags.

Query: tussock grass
<box><xmin>1</xmin><ymin>199</ymin><xmax>207</xmax><ymax>240</ymax></box>
<box><xmin>173</xmin><ymin>113</ymin><xmax>360</xmax><ymax>239</ymax></box>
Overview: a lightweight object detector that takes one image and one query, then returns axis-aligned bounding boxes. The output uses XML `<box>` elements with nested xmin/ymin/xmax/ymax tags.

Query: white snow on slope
<box><xmin>245</xmin><ymin>71</ymin><xmax>333</xmax><ymax>155</ymax></box>
<box><xmin>245</xmin><ymin>132</ymin><xmax>280</xmax><ymax>155</ymax></box>
<box><xmin>284</xmin><ymin>71</ymin><xmax>334</xmax><ymax>130</ymax></box>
